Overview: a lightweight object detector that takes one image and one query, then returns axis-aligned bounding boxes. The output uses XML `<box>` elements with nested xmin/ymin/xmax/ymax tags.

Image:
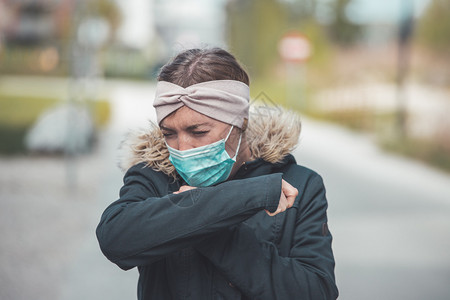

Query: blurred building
<box><xmin>0</xmin><ymin>0</ymin><xmax>77</xmax><ymax>75</ymax></box>
<box><xmin>346</xmin><ymin>0</ymin><xmax>431</xmax><ymax>46</ymax></box>
<box><xmin>0</xmin><ymin>0</ymin><xmax>124</xmax><ymax>76</ymax></box>
<box><xmin>109</xmin><ymin>0</ymin><xmax>228</xmax><ymax>78</ymax></box>
<box><xmin>0</xmin><ymin>0</ymin><xmax>230</xmax><ymax>78</ymax></box>
<box><xmin>0</xmin><ymin>0</ymin><xmax>74</xmax><ymax>46</ymax></box>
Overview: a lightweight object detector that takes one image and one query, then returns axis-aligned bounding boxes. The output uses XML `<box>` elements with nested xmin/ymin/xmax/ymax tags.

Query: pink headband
<box><xmin>153</xmin><ymin>80</ymin><xmax>250</xmax><ymax>129</ymax></box>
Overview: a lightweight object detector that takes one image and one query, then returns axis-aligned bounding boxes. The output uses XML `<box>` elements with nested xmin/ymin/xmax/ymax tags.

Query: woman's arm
<box><xmin>195</xmin><ymin>174</ymin><xmax>338</xmax><ymax>300</ymax></box>
<box><xmin>96</xmin><ymin>163</ymin><xmax>282</xmax><ymax>270</ymax></box>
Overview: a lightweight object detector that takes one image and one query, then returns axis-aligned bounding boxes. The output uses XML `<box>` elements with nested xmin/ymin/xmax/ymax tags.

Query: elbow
<box><xmin>96</xmin><ymin>216</ymin><xmax>145</xmax><ymax>271</ymax></box>
<box><xmin>96</xmin><ymin>220</ymin><xmax>130</xmax><ymax>269</ymax></box>
<box><xmin>96</xmin><ymin>206</ymin><xmax>129</xmax><ymax>261</ymax></box>
<box><xmin>320</xmin><ymin>276</ymin><xmax>339</xmax><ymax>300</ymax></box>
<box><xmin>96</xmin><ymin>221</ymin><xmax>118</xmax><ymax>260</ymax></box>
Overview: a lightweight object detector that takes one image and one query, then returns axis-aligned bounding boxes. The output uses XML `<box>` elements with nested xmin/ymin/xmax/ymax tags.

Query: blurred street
<box><xmin>1</xmin><ymin>79</ymin><xmax>449</xmax><ymax>300</ymax></box>
<box><xmin>59</xmin><ymin>80</ymin><xmax>156</xmax><ymax>300</ymax></box>
<box><xmin>295</xmin><ymin>118</ymin><xmax>450</xmax><ymax>299</ymax></box>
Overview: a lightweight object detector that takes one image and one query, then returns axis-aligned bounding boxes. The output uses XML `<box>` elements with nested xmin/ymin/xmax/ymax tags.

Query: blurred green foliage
<box><xmin>306</xmin><ymin>108</ymin><xmax>378</xmax><ymax>131</ymax></box>
<box><xmin>325</xmin><ymin>0</ymin><xmax>362</xmax><ymax>46</ymax></box>
<box><xmin>0</xmin><ymin>93</ymin><xmax>110</xmax><ymax>154</ymax></box>
<box><xmin>0</xmin><ymin>0</ymin><xmax>121</xmax><ymax>77</ymax></box>
<box><xmin>0</xmin><ymin>94</ymin><xmax>56</xmax><ymax>154</ymax></box>
<box><xmin>226</xmin><ymin>0</ymin><xmax>360</xmax><ymax>81</ymax></box>
<box><xmin>90</xmin><ymin>100</ymin><xmax>111</xmax><ymax>128</ymax></box>
<box><xmin>226</xmin><ymin>0</ymin><xmax>288</xmax><ymax>79</ymax></box>
<box><xmin>250</xmin><ymin>78</ymin><xmax>288</xmax><ymax>106</ymax></box>
<box><xmin>307</xmin><ymin>107</ymin><xmax>450</xmax><ymax>173</ymax></box>
<box><xmin>417</xmin><ymin>0</ymin><xmax>450</xmax><ymax>55</ymax></box>
<box><xmin>0</xmin><ymin>95</ymin><xmax>58</xmax><ymax>127</ymax></box>
<box><xmin>86</xmin><ymin>0</ymin><xmax>122</xmax><ymax>35</ymax></box>
<box><xmin>102</xmin><ymin>47</ymin><xmax>152</xmax><ymax>79</ymax></box>
<box><xmin>0</xmin><ymin>45</ymin><xmax>68</xmax><ymax>76</ymax></box>
<box><xmin>381</xmin><ymin>136</ymin><xmax>450</xmax><ymax>173</ymax></box>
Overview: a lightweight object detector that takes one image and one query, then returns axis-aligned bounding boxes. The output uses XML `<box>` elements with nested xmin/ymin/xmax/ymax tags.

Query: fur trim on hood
<box><xmin>118</xmin><ymin>106</ymin><xmax>301</xmax><ymax>179</ymax></box>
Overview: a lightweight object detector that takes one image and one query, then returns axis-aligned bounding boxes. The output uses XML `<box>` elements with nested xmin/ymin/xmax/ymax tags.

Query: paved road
<box><xmin>294</xmin><ymin>120</ymin><xmax>450</xmax><ymax>300</ymax></box>
<box><xmin>59</xmin><ymin>80</ymin><xmax>450</xmax><ymax>300</ymax></box>
<box><xmin>59</xmin><ymin>81</ymin><xmax>155</xmax><ymax>300</ymax></box>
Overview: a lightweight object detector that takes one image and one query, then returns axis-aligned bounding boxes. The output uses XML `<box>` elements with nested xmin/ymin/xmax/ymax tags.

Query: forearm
<box><xmin>96</xmin><ymin>169</ymin><xmax>282</xmax><ymax>269</ymax></box>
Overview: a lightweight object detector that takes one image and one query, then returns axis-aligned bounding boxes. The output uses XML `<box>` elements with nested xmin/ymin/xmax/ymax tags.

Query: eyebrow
<box><xmin>186</xmin><ymin>123</ymin><xmax>211</xmax><ymax>131</ymax></box>
<box><xmin>160</xmin><ymin>125</ymin><xmax>175</xmax><ymax>132</ymax></box>
<box><xmin>160</xmin><ymin>122</ymin><xmax>212</xmax><ymax>132</ymax></box>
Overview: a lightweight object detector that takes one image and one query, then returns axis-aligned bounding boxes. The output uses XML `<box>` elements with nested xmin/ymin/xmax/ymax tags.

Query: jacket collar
<box><xmin>119</xmin><ymin>106</ymin><xmax>302</xmax><ymax>179</ymax></box>
<box><xmin>233</xmin><ymin>154</ymin><xmax>297</xmax><ymax>180</ymax></box>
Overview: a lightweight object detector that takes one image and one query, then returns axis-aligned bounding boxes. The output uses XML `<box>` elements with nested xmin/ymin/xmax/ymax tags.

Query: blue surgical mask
<box><xmin>166</xmin><ymin>126</ymin><xmax>242</xmax><ymax>187</ymax></box>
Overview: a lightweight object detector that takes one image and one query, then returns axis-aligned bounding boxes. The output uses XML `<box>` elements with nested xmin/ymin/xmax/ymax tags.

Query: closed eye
<box><xmin>162</xmin><ymin>132</ymin><xmax>175</xmax><ymax>138</ymax></box>
<box><xmin>192</xmin><ymin>131</ymin><xmax>209</xmax><ymax>136</ymax></box>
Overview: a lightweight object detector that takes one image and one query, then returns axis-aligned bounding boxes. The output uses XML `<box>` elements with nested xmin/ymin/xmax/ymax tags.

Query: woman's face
<box><xmin>160</xmin><ymin>106</ymin><xmax>241</xmax><ymax>157</ymax></box>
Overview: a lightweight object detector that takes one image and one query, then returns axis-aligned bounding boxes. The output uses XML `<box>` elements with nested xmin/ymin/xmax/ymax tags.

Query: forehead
<box><xmin>160</xmin><ymin>106</ymin><xmax>221</xmax><ymax>128</ymax></box>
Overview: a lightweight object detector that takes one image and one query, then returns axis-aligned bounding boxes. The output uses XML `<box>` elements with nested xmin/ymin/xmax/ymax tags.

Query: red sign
<box><xmin>278</xmin><ymin>32</ymin><xmax>312</xmax><ymax>63</ymax></box>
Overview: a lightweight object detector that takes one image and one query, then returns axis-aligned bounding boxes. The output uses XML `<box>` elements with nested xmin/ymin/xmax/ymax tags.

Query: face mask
<box><xmin>166</xmin><ymin>126</ymin><xmax>242</xmax><ymax>187</ymax></box>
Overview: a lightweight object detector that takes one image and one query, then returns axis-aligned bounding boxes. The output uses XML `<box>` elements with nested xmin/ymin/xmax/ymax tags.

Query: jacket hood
<box><xmin>118</xmin><ymin>106</ymin><xmax>302</xmax><ymax>179</ymax></box>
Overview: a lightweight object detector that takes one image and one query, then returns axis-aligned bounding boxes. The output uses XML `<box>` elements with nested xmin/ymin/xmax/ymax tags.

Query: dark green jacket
<box><xmin>96</xmin><ymin>153</ymin><xmax>338</xmax><ymax>299</ymax></box>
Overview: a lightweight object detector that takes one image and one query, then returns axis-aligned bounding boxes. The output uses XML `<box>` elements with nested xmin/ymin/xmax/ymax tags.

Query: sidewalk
<box><xmin>59</xmin><ymin>80</ymin><xmax>156</xmax><ymax>300</ymax></box>
<box><xmin>58</xmin><ymin>129</ymin><xmax>138</xmax><ymax>300</ymax></box>
<box><xmin>294</xmin><ymin>118</ymin><xmax>450</xmax><ymax>300</ymax></box>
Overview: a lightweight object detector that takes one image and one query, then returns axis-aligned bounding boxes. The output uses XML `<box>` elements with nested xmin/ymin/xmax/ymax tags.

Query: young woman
<box><xmin>96</xmin><ymin>48</ymin><xmax>338</xmax><ymax>299</ymax></box>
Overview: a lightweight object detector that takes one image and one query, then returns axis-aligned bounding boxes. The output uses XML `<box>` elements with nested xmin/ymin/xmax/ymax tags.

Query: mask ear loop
<box><xmin>224</xmin><ymin>125</ymin><xmax>234</xmax><ymax>142</ymax></box>
<box><xmin>231</xmin><ymin>133</ymin><xmax>242</xmax><ymax>161</ymax></box>
<box><xmin>224</xmin><ymin>126</ymin><xmax>242</xmax><ymax>161</ymax></box>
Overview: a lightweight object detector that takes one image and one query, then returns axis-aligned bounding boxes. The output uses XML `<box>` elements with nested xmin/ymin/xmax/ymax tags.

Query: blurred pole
<box><xmin>286</xmin><ymin>62</ymin><xmax>306</xmax><ymax>111</ymax></box>
<box><xmin>65</xmin><ymin>0</ymin><xmax>109</xmax><ymax>191</ymax></box>
<box><xmin>65</xmin><ymin>0</ymin><xmax>84</xmax><ymax>191</ymax></box>
<box><xmin>396</xmin><ymin>0</ymin><xmax>414</xmax><ymax>139</ymax></box>
<box><xmin>278</xmin><ymin>32</ymin><xmax>311</xmax><ymax>111</ymax></box>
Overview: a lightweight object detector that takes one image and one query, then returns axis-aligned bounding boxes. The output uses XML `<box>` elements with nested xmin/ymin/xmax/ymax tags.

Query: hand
<box><xmin>173</xmin><ymin>185</ymin><xmax>197</xmax><ymax>194</ymax></box>
<box><xmin>266</xmin><ymin>179</ymin><xmax>298</xmax><ymax>216</ymax></box>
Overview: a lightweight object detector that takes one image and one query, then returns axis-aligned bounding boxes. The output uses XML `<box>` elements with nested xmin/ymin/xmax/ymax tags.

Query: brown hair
<box><xmin>157</xmin><ymin>48</ymin><xmax>249</xmax><ymax>88</ymax></box>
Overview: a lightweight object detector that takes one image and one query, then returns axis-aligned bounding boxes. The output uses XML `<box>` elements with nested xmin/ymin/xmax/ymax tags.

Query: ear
<box><xmin>241</xmin><ymin>118</ymin><xmax>248</xmax><ymax>131</ymax></box>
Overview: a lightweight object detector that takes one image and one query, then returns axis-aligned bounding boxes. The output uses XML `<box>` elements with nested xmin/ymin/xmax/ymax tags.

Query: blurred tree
<box><xmin>282</xmin><ymin>0</ymin><xmax>317</xmax><ymax>21</ymax></box>
<box><xmin>0</xmin><ymin>0</ymin><xmax>121</xmax><ymax>76</ymax></box>
<box><xmin>226</xmin><ymin>0</ymin><xmax>289</xmax><ymax>79</ymax></box>
<box><xmin>85</xmin><ymin>0</ymin><xmax>121</xmax><ymax>40</ymax></box>
<box><xmin>325</xmin><ymin>0</ymin><xmax>362</xmax><ymax>46</ymax></box>
<box><xmin>300</xmin><ymin>19</ymin><xmax>334</xmax><ymax>69</ymax></box>
<box><xmin>226</xmin><ymin>0</ymin><xmax>333</xmax><ymax>79</ymax></box>
<box><xmin>417</xmin><ymin>0</ymin><xmax>450</xmax><ymax>55</ymax></box>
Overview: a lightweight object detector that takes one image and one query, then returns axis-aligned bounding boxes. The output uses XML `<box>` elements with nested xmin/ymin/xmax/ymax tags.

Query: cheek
<box><xmin>190</xmin><ymin>134</ymin><xmax>219</xmax><ymax>148</ymax></box>
<box><xmin>164</xmin><ymin>137</ymin><xmax>177</xmax><ymax>149</ymax></box>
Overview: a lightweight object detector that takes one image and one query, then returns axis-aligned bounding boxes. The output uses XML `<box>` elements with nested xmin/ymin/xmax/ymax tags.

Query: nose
<box><xmin>177</xmin><ymin>134</ymin><xmax>193</xmax><ymax>151</ymax></box>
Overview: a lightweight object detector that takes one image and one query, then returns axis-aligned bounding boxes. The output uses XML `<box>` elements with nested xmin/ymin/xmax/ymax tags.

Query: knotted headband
<box><xmin>153</xmin><ymin>80</ymin><xmax>250</xmax><ymax>129</ymax></box>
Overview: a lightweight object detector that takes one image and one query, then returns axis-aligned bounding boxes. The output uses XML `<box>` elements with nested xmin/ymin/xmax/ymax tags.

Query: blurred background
<box><xmin>0</xmin><ymin>0</ymin><xmax>449</xmax><ymax>299</ymax></box>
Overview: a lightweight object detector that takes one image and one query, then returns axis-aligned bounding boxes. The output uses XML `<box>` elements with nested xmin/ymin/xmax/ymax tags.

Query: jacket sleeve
<box><xmin>96</xmin><ymin>163</ymin><xmax>282</xmax><ymax>270</ymax></box>
<box><xmin>195</xmin><ymin>173</ymin><xmax>338</xmax><ymax>300</ymax></box>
